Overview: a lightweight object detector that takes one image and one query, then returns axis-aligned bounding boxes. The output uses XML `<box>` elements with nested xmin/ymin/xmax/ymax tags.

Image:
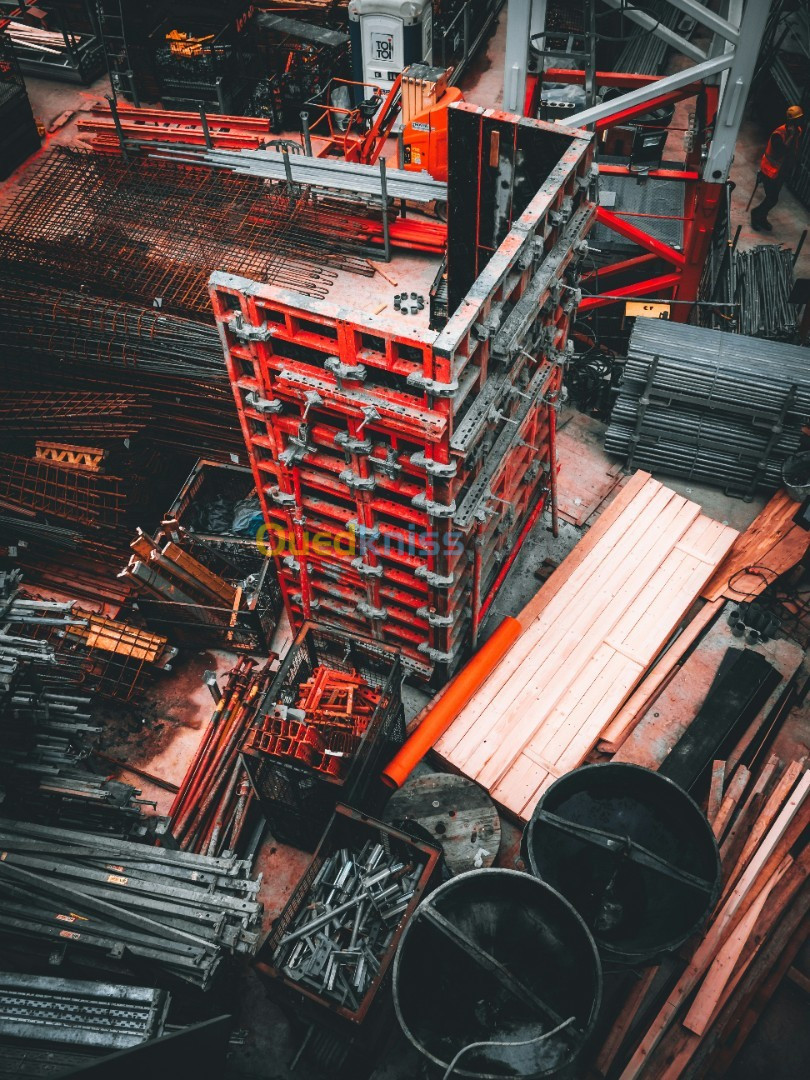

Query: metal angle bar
<box><xmin>565</xmin><ymin>53</ymin><xmax>731</xmax><ymax>128</ymax></box>
<box><xmin>147</xmin><ymin>147</ymin><xmax>447</xmax><ymax>203</ymax></box>
<box><xmin>702</xmin><ymin>0</ymin><xmax>772</xmax><ymax>181</ymax></box>
<box><xmin>597</xmin><ymin>0</ymin><xmax>708</xmax><ymax>63</ymax></box>
<box><xmin>660</xmin><ymin>0</ymin><xmax>740</xmax><ymax>42</ymax></box>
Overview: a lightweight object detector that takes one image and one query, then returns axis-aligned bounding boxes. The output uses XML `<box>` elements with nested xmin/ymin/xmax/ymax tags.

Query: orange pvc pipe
<box><xmin>381</xmin><ymin>616</ymin><xmax>523</xmax><ymax>789</ymax></box>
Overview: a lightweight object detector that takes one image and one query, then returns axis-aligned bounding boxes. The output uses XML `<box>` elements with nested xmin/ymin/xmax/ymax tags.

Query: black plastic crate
<box><xmin>242</xmin><ymin>623</ymin><xmax>405</xmax><ymax>849</ymax></box>
<box><xmin>162</xmin><ymin>457</ymin><xmax>263</xmax><ymax>577</ymax></box>
<box><xmin>0</xmin><ymin>37</ymin><xmax>39</xmax><ymax>180</ymax></box>
<box><xmin>256</xmin><ymin>805</ymin><xmax>440</xmax><ymax>1026</ymax></box>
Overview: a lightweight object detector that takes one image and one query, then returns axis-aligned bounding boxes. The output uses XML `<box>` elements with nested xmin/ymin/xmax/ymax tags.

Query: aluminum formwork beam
<box><xmin>503</xmin><ymin>0</ymin><xmax>548</xmax><ymax>114</ymax></box>
<box><xmin>565</xmin><ymin>53</ymin><xmax>731</xmax><ymax>128</ymax></box>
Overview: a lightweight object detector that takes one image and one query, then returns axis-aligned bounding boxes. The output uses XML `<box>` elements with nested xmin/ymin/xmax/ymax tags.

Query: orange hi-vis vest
<box><xmin>760</xmin><ymin>123</ymin><xmax>804</xmax><ymax>179</ymax></box>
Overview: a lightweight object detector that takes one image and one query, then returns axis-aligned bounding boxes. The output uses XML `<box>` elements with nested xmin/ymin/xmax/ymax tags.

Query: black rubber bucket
<box><xmin>392</xmin><ymin>869</ymin><xmax>602</xmax><ymax>1079</ymax></box>
<box><xmin>524</xmin><ymin>763</ymin><xmax>721</xmax><ymax>966</ymax></box>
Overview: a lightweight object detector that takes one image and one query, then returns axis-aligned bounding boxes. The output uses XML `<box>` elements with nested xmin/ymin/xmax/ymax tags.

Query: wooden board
<box><xmin>702</xmin><ymin>489</ymin><xmax>810</xmax><ymax>602</ymax></box>
<box><xmin>613</xmin><ymin>609</ymin><xmax>803</xmax><ymax>772</ymax></box>
<box><xmin>433</xmin><ymin>472</ymin><xmax>738</xmax><ymax>821</ymax></box>
<box><xmin>555</xmin><ymin>409</ymin><xmax>626</xmax><ymax>526</ymax></box>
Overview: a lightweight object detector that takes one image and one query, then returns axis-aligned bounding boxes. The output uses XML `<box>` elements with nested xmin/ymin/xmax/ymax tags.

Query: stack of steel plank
<box><xmin>0</xmin><ymin>820</ymin><xmax>264</xmax><ymax>990</ymax></box>
<box><xmin>213</xmin><ymin>105</ymin><xmax>595</xmax><ymax>680</ymax></box>
<box><xmin>606</xmin><ymin>319</ymin><xmax>810</xmax><ymax>496</ymax></box>
<box><xmin>0</xmin><ymin>973</ymin><xmax>169</xmax><ymax>1051</ymax></box>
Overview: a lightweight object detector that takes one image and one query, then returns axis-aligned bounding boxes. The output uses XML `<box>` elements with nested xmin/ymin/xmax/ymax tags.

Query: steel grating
<box><xmin>0</xmin><ymin>974</ymin><xmax>169</xmax><ymax>1050</ymax></box>
<box><xmin>594</xmin><ymin>170</ymin><xmax>685</xmax><ymax>250</ymax></box>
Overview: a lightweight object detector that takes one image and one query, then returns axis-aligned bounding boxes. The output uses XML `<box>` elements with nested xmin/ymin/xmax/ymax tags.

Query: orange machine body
<box><xmin>402</xmin><ymin>85</ymin><xmax>463</xmax><ymax>183</ymax></box>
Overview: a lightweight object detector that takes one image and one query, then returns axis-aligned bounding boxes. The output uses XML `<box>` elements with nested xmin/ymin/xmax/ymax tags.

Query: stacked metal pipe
<box><xmin>0</xmin><ymin>820</ymin><xmax>263</xmax><ymax>989</ymax></box>
<box><xmin>732</xmin><ymin>246</ymin><xmax>799</xmax><ymax>339</ymax></box>
<box><xmin>606</xmin><ymin>318</ymin><xmax>810</xmax><ymax>494</ymax></box>
<box><xmin>168</xmin><ymin>659</ymin><xmax>275</xmax><ymax>856</ymax></box>
<box><xmin>703</xmin><ymin>244</ymin><xmax>799</xmax><ymax>339</ymax></box>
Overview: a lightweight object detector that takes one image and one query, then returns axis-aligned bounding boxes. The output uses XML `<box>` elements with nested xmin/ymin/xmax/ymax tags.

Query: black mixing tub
<box><xmin>392</xmin><ymin>869</ymin><xmax>601</xmax><ymax>1079</ymax></box>
<box><xmin>524</xmin><ymin>763</ymin><xmax>721</xmax><ymax>966</ymax></box>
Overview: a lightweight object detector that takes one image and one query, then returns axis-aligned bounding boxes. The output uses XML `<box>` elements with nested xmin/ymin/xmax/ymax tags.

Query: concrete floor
<box><xmin>3</xmin><ymin>10</ymin><xmax>810</xmax><ymax>1079</ymax></box>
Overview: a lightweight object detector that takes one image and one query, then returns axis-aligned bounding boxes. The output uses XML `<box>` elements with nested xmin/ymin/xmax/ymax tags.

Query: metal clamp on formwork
<box><xmin>478</xmin><ymin>304</ymin><xmax>505</xmax><ymax>340</ymax></box>
<box><xmin>340</xmin><ymin>468</ymin><xmax>376</xmax><ymax>491</ymax></box>
<box><xmin>417</xmin><ymin>640</ymin><xmax>462</xmax><ymax>665</ymax></box>
<box><xmin>351</xmin><ymin>557</ymin><xmax>383</xmax><ymax>578</ymax></box>
<box><xmin>324</xmin><ymin>356</ymin><xmax>367</xmax><ymax>387</ymax></box>
<box><xmin>562</xmin><ymin>287</ymin><xmax>581</xmax><ymax>315</ymax></box>
<box><xmin>491</xmin><ymin>203</ymin><xmax>593</xmax><ymax>362</ymax></box>
<box><xmin>266</xmin><ymin>486</ymin><xmax>297</xmax><ymax>508</ymax></box>
<box><xmin>577</xmin><ymin>164</ymin><xmax>598</xmax><ymax>192</ymax></box>
<box><xmin>245</xmin><ymin>391</ymin><xmax>282</xmax><ymax>414</ymax></box>
<box><xmin>356</xmin><ymin>600</ymin><xmax>387</xmax><ymax>621</ymax></box>
<box><xmin>347</xmin><ymin>521</ymin><xmax>380</xmax><ymax>543</ymax></box>
<box><xmin>519</xmin><ymin>235</ymin><xmax>544</xmax><ymax>271</ymax></box>
<box><xmin>549</xmin><ymin>197</ymin><xmax>574</xmax><ymax>228</ymax></box>
<box><xmin>283</xmin><ymin>556</ymin><xmax>301</xmax><ymax>572</ymax></box>
<box><xmin>334</xmin><ymin>432</ymin><xmax>372</xmax><ymax>455</ymax></box>
<box><xmin>370</xmin><ymin>449</ymin><xmax>402</xmax><ymax>478</ymax></box>
<box><xmin>280</xmin><ymin>435</ymin><xmax>313</xmax><ymax>465</ymax></box>
<box><xmin>415</xmin><ymin>565</ymin><xmax>454</xmax><ymax>588</ymax></box>
<box><xmin>301</xmin><ymin>391</ymin><xmax>323</xmax><ymax>420</ymax></box>
<box><xmin>416</xmin><ymin>607</ymin><xmax>454</xmax><ymax>627</ymax></box>
<box><xmin>409</xmin><ymin>452</ymin><xmax>457</xmax><ymax>479</ymax></box>
<box><xmin>291</xmin><ymin>593</ymin><xmax>320</xmax><ymax>610</ymax></box>
<box><xmin>411</xmin><ymin>492</ymin><xmax>456</xmax><ymax>518</ymax></box>
<box><xmin>229</xmin><ymin>314</ymin><xmax>274</xmax><ymax>342</ymax></box>
<box><xmin>358</xmin><ymin>405</ymin><xmax>380</xmax><ymax>433</ymax></box>
<box><xmin>406</xmin><ymin>372</ymin><xmax>459</xmax><ymax>398</ymax></box>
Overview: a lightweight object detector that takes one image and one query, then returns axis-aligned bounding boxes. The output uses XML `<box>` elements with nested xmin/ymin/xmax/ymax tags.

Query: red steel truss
<box><xmin>540</xmin><ymin>68</ymin><xmax>721</xmax><ymax>321</ymax></box>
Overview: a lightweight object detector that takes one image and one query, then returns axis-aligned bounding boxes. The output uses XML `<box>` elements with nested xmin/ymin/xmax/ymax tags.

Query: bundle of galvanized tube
<box><xmin>0</xmin><ymin>820</ymin><xmax>263</xmax><ymax>989</ymax></box>
<box><xmin>606</xmin><ymin>318</ymin><xmax>810</xmax><ymax>495</ymax></box>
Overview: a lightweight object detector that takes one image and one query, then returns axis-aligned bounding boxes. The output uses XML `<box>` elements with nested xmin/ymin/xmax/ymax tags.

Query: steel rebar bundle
<box><xmin>0</xmin><ymin>147</ymin><xmax>373</xmax><ymax>315</ymax></box>
<box><xmin>0</xmin><ymin>392</ymin><xmax>149</xmax><ymax>441</ymax></box>
<box><xmin>606</xmin><ymin>318</ymin><xmax>810</xmax><ymax>494</ymax></box>
<box><xmin>0</xmin><ymin>820</ymin><xmax>264</xmax><ymax>989</ymax></box>
<box><xmin>0</xmin><ymin>275</ymin><xmax>227</xmax><ymax>381</ymax></box>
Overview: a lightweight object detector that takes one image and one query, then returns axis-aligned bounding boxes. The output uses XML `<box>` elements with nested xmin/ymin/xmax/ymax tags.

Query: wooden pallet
<box><xmin>433</xmin><ymin>471</ymin><xmax>738</xmax><ymax>821</ymax></box>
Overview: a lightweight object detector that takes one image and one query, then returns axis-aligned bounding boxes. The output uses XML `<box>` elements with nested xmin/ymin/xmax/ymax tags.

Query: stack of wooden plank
<box><xmin>701</xmin><ymin>488</ymin><xmax>810</xmax><ymax>603</ymax></box>
<box><xmin>434</xmin><ymin>472</ymin><xmax>738</xmax><ymax>820</ymax></box>
<box><xmin>594</xmin><ymin>754</ymin><xmax>809</xmax><ymax>1078</ymax></box>
<box><xmin>605</xmin><ymin>602</ymin><xmax>804</xmax><ymax>767</ymax></box>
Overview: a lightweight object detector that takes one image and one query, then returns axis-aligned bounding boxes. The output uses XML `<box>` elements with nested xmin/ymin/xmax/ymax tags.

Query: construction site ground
<box><xmin>3</xmin><ymin>10</ymin><xmax>810</xmax><ymax>1079</ymax></box>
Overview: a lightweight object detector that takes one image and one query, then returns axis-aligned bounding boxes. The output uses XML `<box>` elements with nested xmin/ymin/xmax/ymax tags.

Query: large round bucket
<box><xmin>524</xmin><ymin>763</ymin><xmax>721</xmax><ymax>965</ymax></box>
<box><xmin>392</xmin><ymin>869</ymin><xmax>602</xmax><ymax>1079</ymax></box>
<box><xmin>781</xmin><ymin>451</ymin><xmax>810</xmax><ymax>501</ymax></box>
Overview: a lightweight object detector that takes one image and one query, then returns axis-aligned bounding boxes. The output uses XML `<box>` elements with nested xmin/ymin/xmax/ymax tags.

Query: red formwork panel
<box><xmin>211</xmin><ymin>105</ymin><xmax>595</xmax><ymax>681</ymax></box>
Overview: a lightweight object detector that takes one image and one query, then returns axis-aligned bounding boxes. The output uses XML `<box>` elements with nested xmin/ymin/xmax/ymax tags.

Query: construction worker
<box><xmin>751</xmin><ymin>105</ymin><xmax>805</xmax><ymax>231</ymax></box>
